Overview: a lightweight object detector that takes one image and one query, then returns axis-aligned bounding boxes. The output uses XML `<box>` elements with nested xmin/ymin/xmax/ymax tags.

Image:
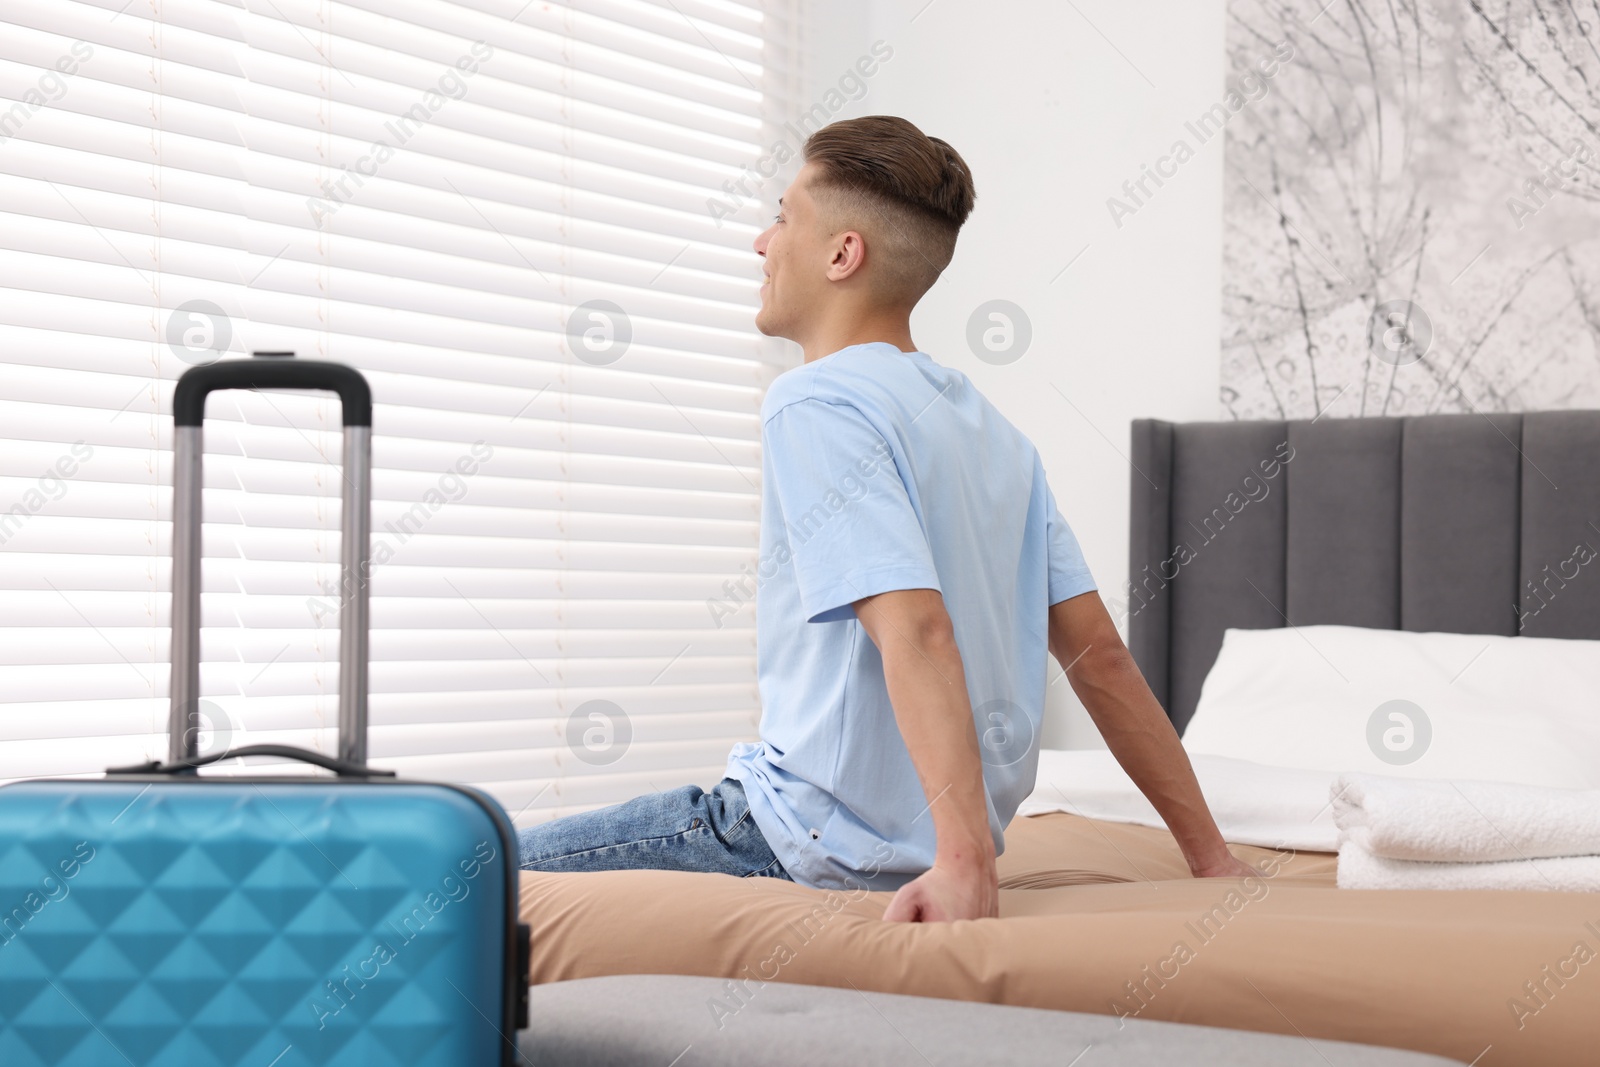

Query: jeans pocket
<box><xmin>709</xmin><ymin>778</ymin><xmax>752</xmax><ymax>840</ymax></box>
<box><xmin>715</xmin><ymin>779</ymin><xmax>785</xmax><ymax>876</ymax></box>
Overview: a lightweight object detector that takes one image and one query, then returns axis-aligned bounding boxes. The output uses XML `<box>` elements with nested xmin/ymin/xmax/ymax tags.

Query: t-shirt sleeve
<box><xmin>1044</xmin><ymin>478</ymin><xmax>1097</xmax><ymax>605</ymax></box>
<box><xmin>764</xmin><ymin>398</ymin><xmax>941</xmax><ymax>624</ymax></box>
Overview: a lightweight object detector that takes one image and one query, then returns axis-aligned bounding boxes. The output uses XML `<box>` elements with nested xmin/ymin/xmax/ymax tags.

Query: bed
<box><xmin>517</xmin><ymin>410</ymin><xmax>1600</xmax><ymax>1067</ymax></box>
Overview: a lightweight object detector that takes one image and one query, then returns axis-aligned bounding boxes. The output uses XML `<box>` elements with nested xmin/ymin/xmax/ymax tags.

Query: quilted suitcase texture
<box><xmin>0</xmin><ymin>358</ymin><xmax>529</xmax><ymax>1066</ymax></box>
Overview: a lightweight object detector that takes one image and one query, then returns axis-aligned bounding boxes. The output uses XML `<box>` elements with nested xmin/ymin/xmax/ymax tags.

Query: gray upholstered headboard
<box><xmin>1126</xmin><ymin>411</ymin><xmax>1600</xmax><ymax>733</ymax></box>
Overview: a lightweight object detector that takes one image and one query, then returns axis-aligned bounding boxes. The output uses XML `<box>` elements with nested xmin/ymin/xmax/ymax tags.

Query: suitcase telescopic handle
<box><xmin>167</xmin><ymin>358</ymin><xmax>375</xmax><ymax>769</ymax></box>
<box><xmin>172</xmin><ymin>360</ymin><xmax>372</xmax><ymax>427</ymax></box>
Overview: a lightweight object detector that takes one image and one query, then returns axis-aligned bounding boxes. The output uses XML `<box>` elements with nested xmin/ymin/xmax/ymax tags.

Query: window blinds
<box><xmin>0</xmin><ymin>0</ymin><xmax>801</xmax><ymax>826</ymax></box>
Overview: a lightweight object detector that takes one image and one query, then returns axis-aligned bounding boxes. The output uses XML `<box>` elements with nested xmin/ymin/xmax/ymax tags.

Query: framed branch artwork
<box><xmin>1221</xmin><ymin>1</ymin><xmax>1600</xmax><ymax>419</ymax></box>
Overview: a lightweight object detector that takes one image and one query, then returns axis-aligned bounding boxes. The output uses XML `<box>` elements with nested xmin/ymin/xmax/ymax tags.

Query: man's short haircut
<box><xmin>801</xmin><ymin>115</ymin><xmax>976</xmax><ymax>306</ymax></box>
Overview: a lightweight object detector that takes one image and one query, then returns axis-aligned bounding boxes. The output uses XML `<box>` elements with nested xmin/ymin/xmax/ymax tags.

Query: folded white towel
<box><xmin>1337</xmin><ymin>842</ymin><xmax>1600</xmax><ymax>892</ymax></box>
<box><xmin>1331</xmin><ymin>772</ymin><xmax>1600</xmax><ymax>863</ymax></box>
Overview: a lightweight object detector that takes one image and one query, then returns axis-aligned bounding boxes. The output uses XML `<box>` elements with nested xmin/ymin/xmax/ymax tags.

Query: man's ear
<box><xmin>827</xmin><ymin>230</ymin><xmax>868</xmax><ymax>282</ymax></box>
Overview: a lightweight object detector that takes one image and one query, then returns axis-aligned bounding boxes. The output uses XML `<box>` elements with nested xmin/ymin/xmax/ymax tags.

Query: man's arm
<box><xmin>1049</xmin><ymin>590</ymin><xmax>1255</xmax><ymax>877</ymax></box>
<box><xmin>852</xmin><ymin>587</ymin><xmax>999</xmax><ymax>923</ymax></box>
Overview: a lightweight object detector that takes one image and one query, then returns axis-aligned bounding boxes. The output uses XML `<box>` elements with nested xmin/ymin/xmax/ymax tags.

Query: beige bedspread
<box><xmin>519</xmin><ymin>812</ymin><xmax>1600</xmax><ymax>1066</ymax></box>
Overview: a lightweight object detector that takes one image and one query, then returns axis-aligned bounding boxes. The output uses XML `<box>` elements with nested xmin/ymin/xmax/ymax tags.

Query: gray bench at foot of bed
<box><xmin>520</xmin><ymin>975</ymin><xmax>1467</xmax><ymax>1067</ymax></box>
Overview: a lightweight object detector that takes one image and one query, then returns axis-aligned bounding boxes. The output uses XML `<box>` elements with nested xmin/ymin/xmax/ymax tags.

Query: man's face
<box><xmin>752</xmin><ymin>163</ymin><xmax>831</xmax><ymax>341</ymax></box>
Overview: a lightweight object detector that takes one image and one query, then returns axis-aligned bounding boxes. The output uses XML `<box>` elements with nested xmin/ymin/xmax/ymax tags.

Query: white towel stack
<box><xmin>1331</xmin><ymin>773</ymin><xmax>1600</xmax><ymax>892</ymax></box>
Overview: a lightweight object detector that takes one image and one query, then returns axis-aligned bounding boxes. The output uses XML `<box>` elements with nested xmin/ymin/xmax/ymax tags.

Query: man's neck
<box><xmin>800</xmin><ymin>318</ymin><xmax>917</xmax><ymax>364</ymax></box>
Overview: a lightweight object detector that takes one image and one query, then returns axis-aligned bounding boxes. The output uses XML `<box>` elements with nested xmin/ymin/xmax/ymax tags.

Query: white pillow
<box><xmin>1180</xmin><ymin>625</ymin><xmax>1600</xmax><ymax>789</ymax></box>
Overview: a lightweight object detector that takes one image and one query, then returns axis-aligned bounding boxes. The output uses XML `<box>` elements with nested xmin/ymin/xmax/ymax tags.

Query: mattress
<box><xmin>520</xmin><ymin>974</ymin><xmax>1469</xmax><ymax>1066</ymax></box>
<box><xmin>520</xmin><ymin>811</ymin><xmax>1599</xmax><ymax>1067</ymax></box>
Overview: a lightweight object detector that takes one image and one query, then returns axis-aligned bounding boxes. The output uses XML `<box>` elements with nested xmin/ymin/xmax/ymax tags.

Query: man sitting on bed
<box><xmin>518</xmin><ymin>115</ymin><xmax>1255</xmax><ymax>920</ymax></box>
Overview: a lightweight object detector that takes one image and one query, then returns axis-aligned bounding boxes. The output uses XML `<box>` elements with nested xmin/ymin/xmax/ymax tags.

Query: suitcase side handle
<box><xmin>108</xmin><ymin>744</ymin><xmax>397</xmax><ymax>778</ymax></box>
<box><xmin>169</xmin><ymin>357</ymin><xmax>374</xmax><ymax>769</ymax></box>
<box><xmin>172</xmin><ymin>359</ymin><xmax>373</xmax><ymax>426</ymax></box>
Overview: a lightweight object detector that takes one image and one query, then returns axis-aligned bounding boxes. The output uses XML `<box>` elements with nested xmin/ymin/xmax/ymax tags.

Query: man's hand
<box><xmin>1190</xmin><ymin>852</ymin><xmax>1260</xmax><ymax>880</ymax></box>
<box><xmin>883</xmin><ymin>858</ymin><xmax>998</xmax><ymax>923</ymax></box>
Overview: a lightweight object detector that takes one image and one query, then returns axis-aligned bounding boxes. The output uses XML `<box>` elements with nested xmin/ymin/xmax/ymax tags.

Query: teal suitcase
<box><xmin>0</xmin><ymin>358</ymin><xmax>530</xmax><ymax>1066</ymax></box>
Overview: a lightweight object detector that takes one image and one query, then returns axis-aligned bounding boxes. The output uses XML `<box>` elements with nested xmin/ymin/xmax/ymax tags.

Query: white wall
<box><xmin>798</xmin><ymin>0</ymin><xmax>1229</xmax><ymax>747</ymax></box>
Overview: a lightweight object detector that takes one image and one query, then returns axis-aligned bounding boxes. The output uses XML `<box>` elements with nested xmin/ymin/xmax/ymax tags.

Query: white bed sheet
<box><xmin>1017</xmin><ymin>749</ymin><xmax>1340</xmax><ymax>852</ymax></box>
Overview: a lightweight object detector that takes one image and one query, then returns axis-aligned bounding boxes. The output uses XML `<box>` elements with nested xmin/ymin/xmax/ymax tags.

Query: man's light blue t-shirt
<box><xmin>723</xmin><ymin>342</ymin><xmax>1097</xmax><ymax>891</ymax></box>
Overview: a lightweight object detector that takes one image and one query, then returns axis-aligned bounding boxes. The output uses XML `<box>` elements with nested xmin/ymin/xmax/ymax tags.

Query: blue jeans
<box><xmin>517</xmin><ymin>777</ymin><xmax>794</xmax><ymax>880</ymax></box>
